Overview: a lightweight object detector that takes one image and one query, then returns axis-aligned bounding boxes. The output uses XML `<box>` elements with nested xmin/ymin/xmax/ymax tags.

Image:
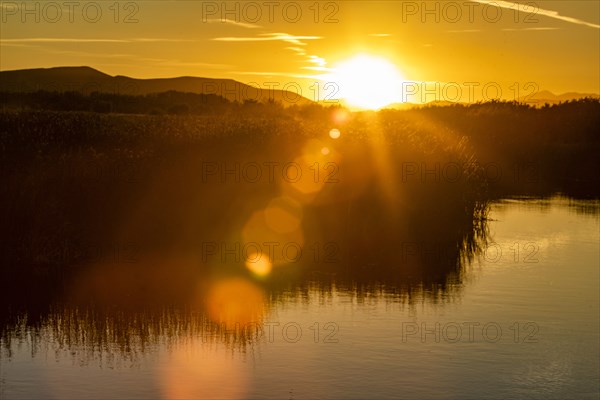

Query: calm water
<box><xmin>1</xmin><ymin>197</ymin><xmax>598</xmax><ymax>399</ymax></box>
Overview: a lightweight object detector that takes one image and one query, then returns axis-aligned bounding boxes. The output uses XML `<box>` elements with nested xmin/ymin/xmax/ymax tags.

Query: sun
<box><xmin>327</xmin><ymin>54</ymin><xmax>405</xmax><ymax>110</ymax></box>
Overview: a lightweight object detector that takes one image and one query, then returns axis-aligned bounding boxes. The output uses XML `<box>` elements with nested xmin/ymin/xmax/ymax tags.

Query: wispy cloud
<box><xmin>233</xmin><ymin>71</ymin><xmax>320</xmax><ymax>79</ymax></box>
<box><xmin>215</xmin><ymin>32</ymin><xmax>327</xmax><ymax>81</ymax></box>
<box><xmin>446</xmin><ymin>29</ymin><xmax>481</xmax><ymax>33</ymax></box>
<box><xmin>0</xmin><ymin>43</ymin><xmax>230</xmax><ymax>70</ymax></box>
<box><xmin>502</xmin><ymin>27</ymin><xmax>559</xmax><ymax>31</ymax></box>
<box><xmin>470</xmin><ymin>0</ymin><xmax>600</xmax><ymax>29</ymax></box>
<box><xmin>128</xmin><ymin>38</ymin><xmax>196</xmax><ymax>42</ymax></box>
<box><xmin>369</xmin><ymin>33</ymin><xmax>392</xmax><ymax>37</ymax></box>
<box><xmin>302</xmin><ymin>66</ymin><xmax>331</xmax><ymax>72</ymax></box>
<box><xmin>308</xmin><ymin>55</ymin><xmax>326</xmax><ymax>67</ymax></box>
<box><xmin>43</xmin><ymin>49</ymin><xmax>135</xmax><ymax>58</ymax></box>
<box><xmin>285</xmin><ymin>46</ymin><xmax>306</xmax><ymax>56</ymax></box>
<box><xmin>212</xmin><ymin>33</ymin><xmax>321</xmax><ymax>45</ymax></box>
<box><xmin>1</xmin><ymin>38</ymin><xmax>128</xmax><ymax>43</ymax></box>
<box><xmin>0</xmin><ymin>43</ymin><xmax>36</xmax><ymax>48</ymax></box>
<box><xmin>205</xmin><ymin>18</ymin><xmax>261</xmax><ymax>29</ymax></box>
<box><xmin>152</xmin><ymin>60</ymin><xmax>232</xmax><ymax>69</ymax></box>
<box><xmin>0</xmin><ymin>38</ymin><xmax>195</xmax><ymax>44</ymax></box>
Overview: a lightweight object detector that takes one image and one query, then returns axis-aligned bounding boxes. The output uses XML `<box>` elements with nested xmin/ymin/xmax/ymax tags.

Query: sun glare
<box><xmin>327</xmin><ymin>54</ymin><xmax>405</xmax><ymax>110</ymax></box>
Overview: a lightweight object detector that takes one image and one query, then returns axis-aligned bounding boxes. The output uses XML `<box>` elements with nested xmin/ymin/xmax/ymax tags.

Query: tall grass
<box><xmin>0</xmin><ymin>108</ymin><xmax>488</xmax><ymax>293</ymax></box>
<box><xmin>2</xmin><ymin>98</ymin><xmax>597</xmax><ymax>353</ymax></box>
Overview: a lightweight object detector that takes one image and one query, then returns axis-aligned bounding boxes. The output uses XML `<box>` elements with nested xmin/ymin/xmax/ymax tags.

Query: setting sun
<box><xmin>327</xmin><ymin>54</ymin><xmax>405</xmax><ymax>110</ymax></box>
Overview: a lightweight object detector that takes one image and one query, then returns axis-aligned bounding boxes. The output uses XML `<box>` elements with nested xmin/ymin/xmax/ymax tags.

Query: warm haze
<box><xmin>1</xmin><ymin>1</ymin><xmax>599</xmax><ymax>399</ymax></box>
<box><xmin>1</xmin><ymin>1</ymin><xmax>599</xmax><ymax>108</ymax></box>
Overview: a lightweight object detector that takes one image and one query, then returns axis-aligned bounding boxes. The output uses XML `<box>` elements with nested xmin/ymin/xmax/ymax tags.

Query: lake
<box><xmin>1</xmin><ymin>196</ymin><xmax>598</xmax><ymax>399</ymax></box>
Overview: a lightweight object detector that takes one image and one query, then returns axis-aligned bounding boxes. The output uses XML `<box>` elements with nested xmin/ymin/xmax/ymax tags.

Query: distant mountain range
<box><xmin>382</xmin><ymin>92</ymin><xmax>599</xmax><ymax>110</ymax></box>
<box><xmin>516</xmin><ymin>90</ymin><xmax>599</xmax><ymax>105</ymax></box>
<box><xmin>0</xmin><ymin>66</ymin><xmax>597</xmax><ymax>109</ymax></box>
<box><xmin>0</xmin><ymin>66</ymin><xmax>313</xmax><ymax>106</ymax></box>
<box><xmin>382</xmin><ymin>100</ymin><xmax>459</xmax><ymax>110</ymax></box>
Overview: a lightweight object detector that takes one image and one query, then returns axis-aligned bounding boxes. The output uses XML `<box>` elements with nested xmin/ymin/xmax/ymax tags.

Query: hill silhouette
<box><xmin>0</xmin><ymin>66</ymin><xmax>313</xmax><ymax>106</ymax></box>
<box><xmin>2</xmin><ymin>66</ymin><xmax>598</xmax><ymax>110</ymax></box>
<box><xmin>517</xmin><ymin>90</ymin><xmax>599</xmax><ymax>106</ymax></box>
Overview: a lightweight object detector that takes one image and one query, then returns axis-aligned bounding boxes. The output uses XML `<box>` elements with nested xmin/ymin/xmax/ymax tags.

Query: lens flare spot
<box><xmin>264</xmin><ymin>196</ymin><xmax>303</xmax><ymax>234</ymax></box>
<box><xmin>242</xmin><ymin>210</ymin><xmax>305</xmax><ymax>251</ymax></box>
<box><xmin>206</xmin><ymin>278</ymin><xmax>265</xmax><ymax>329</ymax></box>
<box><xmin>321</xmin><ymin>147</ymin><xmax>330</xmax><ymax>155</ymax></box>
<box><xmin>332</xmin><ymin>108</ymin><xmax>350</xmax><ymax>124</ymax></box>
<box><xmin>298</xmin><ymin>139</ymin><xmax>329</xmax><ymax>164</ymax></box>
<box><xmin>329</xmin><ymin>128</ymin><xmax>341</xmax><ymax>139</ymax></box>
<box><xmin>286</xmin><ymin>155</ymin><xmax>326</xmax><ymax>195</ymax></box>
<box><xmin>245</xmin><ymin>251</ymin><xmax>272</xmax><ymax>278</ymax></box>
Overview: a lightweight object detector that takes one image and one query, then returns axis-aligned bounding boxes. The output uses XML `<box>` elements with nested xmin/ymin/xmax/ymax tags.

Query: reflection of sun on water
<box><xmin>162</xmin><ymin>343</ymin><xmax>248</xmax><ymax>399</ymax></box>
<box><xmin>164</xmin><ymin>278</ymin><xmax>264</xmax><ymax>399</ymax></box>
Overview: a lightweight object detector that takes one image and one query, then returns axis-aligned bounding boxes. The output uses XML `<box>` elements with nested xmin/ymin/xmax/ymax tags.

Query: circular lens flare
<box><xmin>245</xmin><ymin>251</ymin><xmax>272</xmax><ymax>278</ymax></box>
<box><xmin>264</xmin><ymin>196</ymin><xmax>303</xmax><ymax>234</ymax></box>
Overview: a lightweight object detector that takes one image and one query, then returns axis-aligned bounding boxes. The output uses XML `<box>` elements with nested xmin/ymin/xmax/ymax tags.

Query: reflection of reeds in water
<box><xmin>1</xmin><ymin>304</ymin><xmax>264</xmax><ymax>363</ymax></box>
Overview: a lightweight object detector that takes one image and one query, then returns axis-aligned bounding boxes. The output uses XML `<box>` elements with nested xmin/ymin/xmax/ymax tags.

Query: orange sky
<box><xmin>1</xmin><ymin>1</ymin><xmax>599</xmax><ymax>103</ymax></box>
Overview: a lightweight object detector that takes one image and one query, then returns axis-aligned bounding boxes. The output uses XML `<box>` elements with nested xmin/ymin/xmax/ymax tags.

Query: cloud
<box><xmin>43</xmin><ymin>49</ymin><xmax>135</xmax><ymax>58</ymax></box>
<box><xmin>214</xmin><ymin>32</ymin><xmax>327</xmax><ymax>82</ymax></box>
<box><xmin>205</xmin><ymin>18</ymin><xmax>261</xmax><ymax>29</ymax></box>
<box><xmin>1</xmin><ymin>38</ymin><xmax>128</xmax><ymax>43</ymax></box>
<box><xmin>152</xmin><ymin>60</ymin><xmax>232</xmax><ymax>69</ymax></box>
<box><xmin>369</xmin><ymin>33</ymin><xmax>392</xmax><ymax>37</ymax></box>
<box><xmin>0</xmin><ymin>43</ymin><xmax>36</xmax><ymax>47</ymax></box>
<box><xmin>0</xmin><ymin>43</ymin><xmax>231</xmax><ymax>70</ymax></box>
<box><xmin>470</xmin><ymin>0</ymin><xmax>600</xmax><ymax>29</ymax></box>
<box><xmin>308</xmin><ymin>55</ymin><xmax>326</xmax><ymax>67</ymax></box>
<box><xmin>232</xmin><ymin>71</ymin><xmax>320</xmax><ymax>79</ymax></box>
<box><xmin>128</xmin><ymin>38</ymin><xmax>196</xmax><ymax>42</ymax></box>
<box><xmin>212</xmin><ymin>33</ymin><xmax>322</xmax><ymax>45</ymax></box>
<box><xmin>502</xmin><ymin>27</ymin><xmax>559</xmax><ymax>31</ymax></box>
<box><xmin>285</xmin><ymin>46</ymin><xmax>306</xmax><ymax>56</ymax></box>
<box><xmin>0</xmin><ymin>38</ymin><xmax>195</xmax><ymax>44</ymax></box>
<box><xmin>301</xmin><ymin>66</ymin><xmax>331</xmax><ymax>72</ymax></box>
